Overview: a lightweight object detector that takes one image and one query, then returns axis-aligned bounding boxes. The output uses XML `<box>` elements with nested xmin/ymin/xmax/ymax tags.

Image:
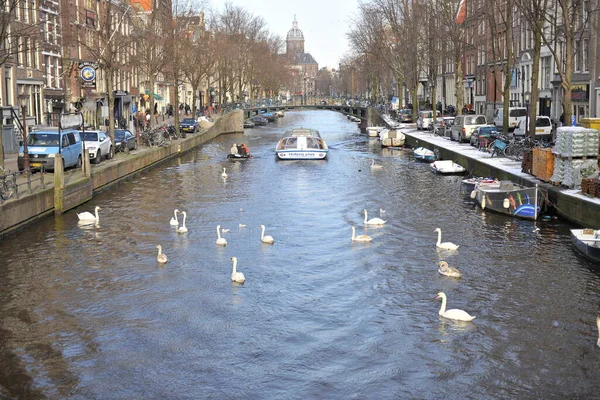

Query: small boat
<box><xmin>430</xmin><ymin>160</ymin><xmax>466</xmax><ymax>175</ymax></box>
<box><xmin>260</xmin><ymin>112</ymin><xmax>278</xmax><ymax>122</ymax></box>
<box><xmin>380</xmin><ymin>128</ymin><xmax>406</xmax><ymax>147</ymax></box>
<box><xmin>461</xmin><ymin>177</ymin><xmax>498</xmax><ymax>199</ymax></box>
<box><xmin>570</xmin><ymin>229</ymin><xmax>600</xmax><ymax>262</ymax></box>
<box><xmin>473</xmin><ymin>180</ymin><xmax>543</xmax><ymax>220</ymax></box>
<box><xmin>227</xmin><ymin>153</ymin><xmax>252</xmax><ymax>160</ymax></box>
<box><xmin>275</xmin><ymin>128</ymin><xmax>328</xmax><ymax>160</ymax></box>
<box><xmin>366</xmin><ymin>126</ymin><xmax>384</xmax><ymax>137</ymax></box>
<box><xmin>251</xmin><ymin>115</ymin><xmax>268</xmax><ymax>125</ymax></box>
<box><xmin>243</xmin><ymin>119</ymin><xmax>255</xmax><ymax>128</ymax></box>
<box><xmin>414</xmin><ymin>147</ymin><xmax>436</xmax><ymax>162</ymax></box>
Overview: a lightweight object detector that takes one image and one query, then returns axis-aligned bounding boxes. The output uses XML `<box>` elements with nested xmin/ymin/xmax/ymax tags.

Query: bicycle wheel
<box><xmin>0</xmin><ymin>181</ymin><xmax>13</xmax><ymax>200</ymax></box>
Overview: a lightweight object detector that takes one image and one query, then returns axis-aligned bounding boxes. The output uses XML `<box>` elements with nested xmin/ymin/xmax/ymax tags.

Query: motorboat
<box><xmin>380</xmin><ymin>129</ymin><xmax>406</xmax><ymax>147</ymax></box>
<box><xmin>243</xmin><ymin>119</ymin><xmax>255</xmax><ymax>128</ymax></box>
<box><xmin>275</xmin><ymin>128</ymin><xmax>328</xmax><ymax>160</ymax></box>
<box><xmin>430</xmin><ymin>160</ymin><xmax>466</xmax><ymax>175</ymax></box>
<box><xmin>413</xmin><ymin>147</ymin><xmax>436</xmax><ymax>162</ymax></box>
<box><xmin>227</xmin><ymin>153</ymin><xmax>252</xmax><ymax>160</ymax></box>
<box><xmin>473</xmin><ymin>180</ymin><xmax>543</xmax><ymax>220</ymax></box>
<box><xmin>251</xmin><ymin>115</ymin><xmax>268</xmax><ymax>126</ymax></box>
<box><xmin>461</xmin><ymin>177</ymin><xmax>498</xmax><ymax>199</ymax></box>
<box><xmin>366</xmin><ymin>126</ymin><xmax>385</xmax><ymax>137</ymax></box>
<box><xmin>570</xmin><ymin>229</ymin><xmax>600</xmax><ymax>263</ymax></box>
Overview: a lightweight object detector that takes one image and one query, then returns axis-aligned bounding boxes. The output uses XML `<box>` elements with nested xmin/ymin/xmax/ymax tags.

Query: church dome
<box><xmin>286</xmin><ymin>16</ymin><xmax>304</xmax><ymax>40</ymax></box>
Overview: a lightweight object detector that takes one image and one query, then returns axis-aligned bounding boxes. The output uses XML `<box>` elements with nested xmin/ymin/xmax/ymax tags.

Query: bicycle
<box><xmin>0</xmin><ymin>166</ymin><xmax>16</xmax><ymax>201</ymax></box>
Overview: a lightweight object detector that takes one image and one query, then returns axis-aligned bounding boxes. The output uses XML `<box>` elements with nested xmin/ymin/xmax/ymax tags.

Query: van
<box><xmin>513</xmin><ymin>116</ymin><xmax>553</xmax><ymax>139</ymax></box>
<box><xmin>416</xmin><ymin>110</ymin><xmax>441</xmax><ymax>130</ymax></box>
<box><xmin>450</xmin><ymin>114</ymin><xmax>488</xmax><ymax>143</ymax></box>
<box><xmin>493</xmin><ymin>107</ymin><xmax>527</xmax><ymax>131</ymax></box>
<box><xmin>18</xmin><ymin>128</ymin><xmax>83</xmax><ymax>172</ymax></box>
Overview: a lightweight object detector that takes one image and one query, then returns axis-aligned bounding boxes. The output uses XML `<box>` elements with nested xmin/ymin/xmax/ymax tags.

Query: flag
<box><xmin>456</xmin><ymin>0</ymin><xmax>467</xmax><ymax>24</ymax></box>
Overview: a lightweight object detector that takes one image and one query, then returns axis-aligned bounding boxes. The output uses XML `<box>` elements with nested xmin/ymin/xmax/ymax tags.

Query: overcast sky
<box><xmin>210</xmin><ymin>0</ymin><xmax>361</xmax><ymax>70</ymax></box>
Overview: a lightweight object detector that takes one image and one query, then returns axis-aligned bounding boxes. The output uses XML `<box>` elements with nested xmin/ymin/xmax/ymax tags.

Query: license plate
<box><xmin>31</xmin><ymin>162</ymin><xmax>41</xmax><ymax>167</ymax></box>
<box><xmin>535</xmin><ymin>128</ymin><xmax>544</xmax><ymax>133</ymax></box>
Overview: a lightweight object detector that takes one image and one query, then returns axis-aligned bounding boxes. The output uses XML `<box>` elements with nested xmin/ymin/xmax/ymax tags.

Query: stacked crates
<box><xmin>550</xmin><ymin>127</ymin><xmax>599</xmax><ymax>188</ymax></box>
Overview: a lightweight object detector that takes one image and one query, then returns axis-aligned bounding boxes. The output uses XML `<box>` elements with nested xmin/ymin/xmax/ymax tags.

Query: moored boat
<box><xmin>366</xmin><ymin>126</ymin><xmax>384</xmax><ymax>137</ymax></box>
<box><xmin>430</xmin><ymin>160</ymin><xmax>466</xmax><ymax>175</ymax></box>
<box><xmin>570</xmin><ymin>229</ymin><xmax>600</xmax><ymax>262</ymax></box>
<box><xmin>414</xmin><ymin>147</ymin><xmax>436</xmax><ymax>162</ymax></box>
<box><xmin>474</xmin><ymin>180</ymin><xmax>543</xmax><ymax>220</ymax></box>
<box><xmin>243</xmin><ymin>119</ymin><xmax>255</xmax><ymax>128</ymax></box>
<box><xmin>461</xmin><ymin>177</ymin><xmax>498</xmax><ymax>199</ymax></box>
<box><xmin>227</xmin><ymin>153</ymin><xmax>252</xmax><ymax>160</ymax></box>
<box><xmin>275</xmin><ymin>128</ymin><xmax>328</xmax><ymax>160</ymax></box>
<box><xmin>380</xmin><ymin>128</ymin><xmax>406</xmax><ymax>147</ymax></box>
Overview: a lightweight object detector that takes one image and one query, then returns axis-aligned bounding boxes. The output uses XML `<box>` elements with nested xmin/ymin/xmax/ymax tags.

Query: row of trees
<box><xmin>346</xmin><ymin>0</ymin><xmax>599</xmax><ymax>136</ymax></box>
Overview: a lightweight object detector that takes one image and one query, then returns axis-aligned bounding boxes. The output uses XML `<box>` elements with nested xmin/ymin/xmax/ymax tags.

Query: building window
<box><xmin>583</xmin><ymin>39</ymin><xmax>589</xmax><ymax>72</ymax></box>
<box><xmin>574</xmin><ymin>40</ymin><xmax>580</xmax><ymax>73</ymax></box>
<box><xmin>85</xmin><ymin>10</ymin><xmax>96</xmax><ymax>28</ymax></box>
<box><xmin>542</xmin><ymin>56</ymin><xmax>551</xmax><ymax>89</ymax></box>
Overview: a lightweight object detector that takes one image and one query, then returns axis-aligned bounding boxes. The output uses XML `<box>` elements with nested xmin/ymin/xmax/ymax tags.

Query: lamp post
<box><xmin>524</xmin><ymin>91</ymin><xmax>530</xmax><ymax>137</ymax></box>
<box><xmin>18</xmin><ymin>93</ymin><xmax>30</xmax><ymax>171</ymax></box>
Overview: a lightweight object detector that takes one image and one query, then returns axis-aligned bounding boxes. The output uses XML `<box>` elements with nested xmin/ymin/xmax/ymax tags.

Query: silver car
<box><xmin>80</xmin><ymin>130</ymin><xmax>114</xmax><ymax>164</ymax></box>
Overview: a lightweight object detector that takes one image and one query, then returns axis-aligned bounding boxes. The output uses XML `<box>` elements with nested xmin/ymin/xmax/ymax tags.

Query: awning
<box><xmin>153</xmin><ymin>93</ymin><xmax>163</xmax><ymax>100</ymax></box>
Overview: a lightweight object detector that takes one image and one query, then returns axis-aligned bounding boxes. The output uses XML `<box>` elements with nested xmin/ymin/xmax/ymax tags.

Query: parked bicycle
<box><xmin>0</xmin><ymin>166</ymin><xmax>17</xmax><ymax>201</ymax></box>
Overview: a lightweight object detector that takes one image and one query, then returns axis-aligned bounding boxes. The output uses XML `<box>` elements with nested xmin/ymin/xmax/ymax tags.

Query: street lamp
<box><xmin>524</xmin><ymin>91</ymin><xmax>531</xmax><ymax>137</ymax></box>
<box><xmin>18</xmin><ymin>92</ymin><xmax>30</xmax><ymax>171</ymax></box>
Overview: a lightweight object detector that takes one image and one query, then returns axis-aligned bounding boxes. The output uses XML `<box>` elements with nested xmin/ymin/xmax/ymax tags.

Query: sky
<box><xmin>210</xmin><ymin>0</ymin><xmax>361</xmax><ymax>70</ymax></box>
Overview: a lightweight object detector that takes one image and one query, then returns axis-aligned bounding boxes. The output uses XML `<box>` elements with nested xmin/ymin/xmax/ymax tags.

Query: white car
<box><xmin>416</xmin><ymin>110</ymin><xmax>441</xmax><ymax>130</ymax></box>
<box><xmin>80</xmin><ymin>130</ymin><xmax>114</xmax><ymax>164</ymax></box>
<box><xmin>513</xmin><ymin>116</ymin><xmax>553</xmax><ymax>139</ymax></box>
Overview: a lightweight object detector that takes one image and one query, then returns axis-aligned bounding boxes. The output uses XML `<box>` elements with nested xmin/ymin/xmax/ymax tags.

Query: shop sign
<box><xmin>571</xmin><ymin>84</ymin><xmax>589</xmax><ymax>101</ymax></box>
<box><xmin>60</xmin><ymin>112</ymin><xmax>83</xmax><ymax>130</ymax></box>
<box><xmin>78</xmin><ymin>62</ymin><xmax>97</xmax><ymax>89</ymax></box>
<box><xmin>114</xmin><ymin>90</ymin><xmax>129</xmax><ymax>97</ymax></box>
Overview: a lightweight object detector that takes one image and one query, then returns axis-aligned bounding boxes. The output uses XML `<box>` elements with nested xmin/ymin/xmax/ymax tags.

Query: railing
<box><xmin>0</xmin><ymin>167</ymin><xmax>46</xmax><ymax>204</ymax></box>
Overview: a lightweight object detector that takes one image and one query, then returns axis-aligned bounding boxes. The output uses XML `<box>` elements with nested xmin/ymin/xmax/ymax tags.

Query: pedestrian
<box><xmin>185</xmin><ymin>104</ymin><xmax>190</xmax><ymax>115</ymax></box>
<box><xmin>145</xmin><ymin>110</ymin><xmax>151</xmax><ymax>128</ymax></box>
<box><xmin>559</xmin><ymin>113</ymin><xmax>565</xmax><ymax>127</ymax></box>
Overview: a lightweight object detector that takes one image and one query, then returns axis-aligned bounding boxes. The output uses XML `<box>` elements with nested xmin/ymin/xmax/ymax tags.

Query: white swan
<box><xmin>170</xmin><ymin>209</ymin><xmax>179</xmax><ymax>226</ymax></box>
<box><xmin>597</xmin><ymin>316</ymin><xmax>600</xmax><ymax>348</ymax></box>
<box><xmin>221</xmin><ymin>167</ymin><xmax>228</xmax><ymax>178</ymax></box>
<box><xmin>364</xmin><ymin>209</ymin><xmax>386</xmax><ymax>225</ymax></box>
<box><xmin>230</xmin><ymin>256</ymin><xmax>246</xmax><ymax>283</ymax></box>
<box><xmin>371</xmin><ymin>159</ymin><xmax>383</xmax><ymax>169</ymax></box>
<box><xmin>435</xmin><ymin>292</ymin><xmax>475</xmax><ymax>322</ymax></box>
<box><xmin>438</xmin><ymin>261</ymin><xmax>462</xmax><ymax>278</ymax></box>
<box><xmin>156</xmin><ymin>245</ymin><xmax>168</xmax><ymax>264</ymax></box>
<box><xmin>351</xmin><ymin>226</ymin><xmax>372</xmax><ymax>242</ymax></box>
<box><xmin>216</xmin><ymin>225</ymin><xmax>227</xmax><ymax>246</ymax></box>
<box><xmin>434</xmin><ymin>228</ymin><xmax>459</xmax><ymax>250</ymax></box>
<box><xmin>77</xmin><ymin>206</ymin><xmax>101</xmax><ymax>221</ymax></box>
<box><xmin>176</xmin><ymin>211</ymin><xmax>188</xmax><ymax>233</ymax></box>
<box><xmin>239</xmin><ymin>223</ymin><xmax>247</xmax><ymax>228</ymax></box>
<box><xmin>221</xmin><ymin>228</ymin><xmax>230</xmax><ymax>233</ymax></box>
<box><xmin>259</xmin><ymin>225</ymin><xmax>275</xmax><ymax>244</ymax></box>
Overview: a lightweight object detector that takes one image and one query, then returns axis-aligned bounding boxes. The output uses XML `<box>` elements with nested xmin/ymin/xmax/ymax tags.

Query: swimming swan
<box><xmin>351</xmin><ymin>226</ymin><xmax>372</xmax><ymax>242</ymax></box>
<box><xmin>438</xmin><ymin>261</ymin><xmax>462</xmax><ymax>278</ymax></box>
<box><xmin>221</xmin><ymin>167</ymin><xmax>228</xmax><ymax>178</ymax></box>
<box><xmin>239</xmin><ymin>223</ymin><xmax>247</xmax><ymax>228</ymax></box>
<box><xmin>371</xmin><ymin>159</ymin><xmax>383</xmax><ymax>169</ymax></box>
<box><xmin>434</xmin><ymin>228</ymin><xmax>459</xmax><ymax>250</ymax></box>
<box><xmin>216</xmin><ymin>225</ymin><xmax>227</xmax><ymax>246</ymax></box>
<box><xmin>221</xmin><ymin>228</ymin><xmax>230</xmax><ymax>233</ymax></box>
<box><xmin>170</xmin><ymin>209</ymin><xmax>179</xmax><ymax>226</ymax></box>
<box><xmin>176</xmin><ymin>211</ymin><xmax>188</xmax><ymax>233</ymax></box>
<box><xmin>259</xmin><ymin>225</ymin><xmax>275</xmax><ymax>244</ymax></box>
<box><xmin>230</xmin><ymin>256</ymin><xmax>246</xmax><ymax>283</ymax></box>
<box><xmin>364</xmin><ymin>209</ymin><xmax>386</xmax><ymax>225</ymax></box>
<box><xmin>156</xmin><ymin>245</ymin><xmax>168</xmax><ymax>264</ymax></box>
<box><xmin>77</xmin><ymin>206</ymin><xmax>101</xmax><ymax>221</ymax></box>
<box><xmin>435</xmin><ymin>292</ymin><xmax>475</xmax><ymax>322</ymax></box>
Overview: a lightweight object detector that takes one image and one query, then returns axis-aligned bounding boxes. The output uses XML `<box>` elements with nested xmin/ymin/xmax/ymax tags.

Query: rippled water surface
<box><xmin>2</xmin><ymin>110</ymin><xmax>600</xmax><ymax>399</ymax></box>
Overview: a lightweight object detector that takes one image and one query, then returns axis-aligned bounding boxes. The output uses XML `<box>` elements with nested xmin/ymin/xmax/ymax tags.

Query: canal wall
<box><xmin>0</xmin><ymin>111</ymin><xmax>243</xmax><ymax>237</ymax></box>
<box><xmin>401</xmin><ymin>130</ymin><xmax>600</xmax><ymax>227</ymax></box>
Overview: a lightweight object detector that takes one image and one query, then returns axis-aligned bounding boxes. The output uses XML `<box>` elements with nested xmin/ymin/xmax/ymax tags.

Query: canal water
<box><xmin>1</xmin><ymin>110</ymin><xmax>600</xmax><ymax>399</ymax></box>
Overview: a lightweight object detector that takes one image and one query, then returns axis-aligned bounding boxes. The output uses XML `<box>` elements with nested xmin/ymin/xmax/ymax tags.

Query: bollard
<box><xmin>54</xmin><ymin>156</ymin><xmax>65</xmax><ymax>212</ymax></box>
<box><xmin>83</xmin><ymin>149</ymin><xmax>91</xmax><ymax>178</ymax></box>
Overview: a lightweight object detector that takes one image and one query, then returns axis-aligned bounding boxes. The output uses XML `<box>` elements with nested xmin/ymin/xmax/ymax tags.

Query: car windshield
<box><xmin>182</xmin><ymin>118</ymin><xmax>195</xmax><ymax>124</ymax></box>
<box><xmin>27</xmin><ymin>133</ymin><xmax>59</xmax><ymax>146</ymax></box>
<box><xmin>114</xmin><ymin>131</ymin><xmax>125</xmax><ymax>140</ymax></box>
<box><xmin>466</xmin><ymin>116</ymin><xmax>486</xmax><ymax>125</ymax></box>
<box><xmin>81</xmin><ymin>132</ymin><xmax>99</xmax><ymax>141</ymax></box>
<box><xmin>536</xmin><ymin>118</ymin><xmax>551</xmax><ymax>127</ymax></box>
<box><xmin>479</xmin><ymin>127</ymin><xmax>497</xmax><ymax>134</ymax></box>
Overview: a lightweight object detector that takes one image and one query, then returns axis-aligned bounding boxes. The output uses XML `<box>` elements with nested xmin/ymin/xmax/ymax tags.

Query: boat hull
<box><xmin>275</xmin><ymin>150</ymin><xmax>328</xmax><ymax>160</ymax></box>
<box><xmin>430</xmin><ymin>160</ymin><xmax>466</xmax><ymax>175</ymax></box>
<box><xmin>570</xmin><ymin>229</ymin><xmax>600</xmax><ymax>263</ymax></box>
<box><xmin>380</xmin><ymin>129</ymin><xmax>406</xmax><ymax>147</ymax></box>
<box><xmin>414</xmin><ymin>147</ymin><xmax>435</xmax><ymax>162</ymax></box>
<box><xmin>475</xmin><ymin>181</ymin><xmax>541</xmax><ymax>220</ymax></box>
<box><xmin>275</xmin><ymin>128</ymin><xmax>329</xmax><ymax>160</ymax></box>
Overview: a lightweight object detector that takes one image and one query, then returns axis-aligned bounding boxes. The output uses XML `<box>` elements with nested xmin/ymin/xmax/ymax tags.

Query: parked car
<box><xmin>398</xmin><ymin>109</ymin><xmax>413</xmax><ymax>123</ymax></box>
<box><xmin>470</xmin><ymin>125</ymin><xmax>499</xmax><ymax>148</ymax></box>
<box><xmin>493</xmin><ymin>107</ymin><xmax>527</xmax><ymax>132</ymax></box>
<box><xmin>18</xmin><ymin>128</ymin><xmax>83</xmax><ymax>172</ymax></box>
<box><xmin>451</xmin><ymin>114</ymin><xmax>488</xmax><ymax>143</ymax></box>
<box><xmin>81</xmin><ymin>130</ymin><xmax>114</xmax><ymax>164</ymax></box>
<box><xmin>416</xmin><ymin>110</ymin><xmax>441</xmax><ymax>130</ymax></box>
<box><xmin>113</xmin><ymin>129</ymin><xmax>137</xmax><ymax>152</ymax></box>
<box><xmin>513</xmin><ymin>116</ymin><xmax>553</xmax><ymax>139</ymax></box>
<box><xmin>432</xmin><ymin>117</ymin><xmax>455</xmax><ymax>136</ymax></box>
<box><xmin>179</xmin><ymin>118</ymin><xmax>199</xmax><ymax>133</ymax></box>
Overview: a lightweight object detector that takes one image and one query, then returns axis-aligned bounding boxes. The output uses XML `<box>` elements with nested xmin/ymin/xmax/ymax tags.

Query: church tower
<box><xmin>286</xmin><ymin>15</ymin><xmax>305</xmax><ymax>58</ymax></box>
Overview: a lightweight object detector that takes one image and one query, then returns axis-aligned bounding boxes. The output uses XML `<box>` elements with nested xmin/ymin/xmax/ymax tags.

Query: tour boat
<box><xmin>430</xmin><ymin>160</ymin><xmax>466</xmax><ymax>175</ymax></box>
<box><xmin>570</xmin><ymin>228</ymin><xmax>600</xmax><ymax>263</ymax></box>
<box><xmin>413</xmin><ymin>147</ymin><xmax>436</xmax><ymax>162</ymax></box>
<box><xmin>380</xmin><ymin>128</ymin><xmax>406</xmax><ymax>147</ymax></box>
<box><xmin>473</xmin><ymin>180</ymin><xmax>542</xmax><ymax>220</ymax></box>
<box><xmin>275</xmin><ymin>128</ymin><xmax>329</xmax><ymax>160</ymax></box>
